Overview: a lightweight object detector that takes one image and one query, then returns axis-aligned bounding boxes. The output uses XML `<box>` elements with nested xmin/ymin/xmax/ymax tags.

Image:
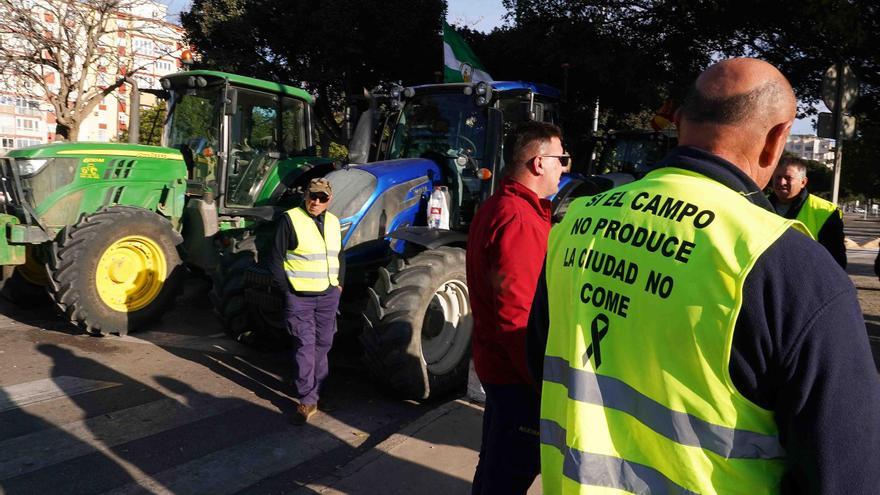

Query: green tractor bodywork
<box><xmin>0</xmin><ymin>70</ymin><xmax>333</xmax><ymax>334</ymax></box>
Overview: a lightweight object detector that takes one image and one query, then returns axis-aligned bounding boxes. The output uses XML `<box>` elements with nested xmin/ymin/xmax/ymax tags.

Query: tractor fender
<box><xmin>388</xmin><ymin>226</ymin><xmax>467</xmax><ymax>251</ymax></box>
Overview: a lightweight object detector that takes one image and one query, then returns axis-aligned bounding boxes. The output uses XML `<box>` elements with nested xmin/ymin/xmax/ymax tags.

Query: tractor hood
<box><xmin>325</xmin><ymin>158</ymin><xmax>441</xmax><ymax>249</ymax></box>
<box><xmin>4</xmin><ymin>141</ymin><xmax>187</xmax><ymax>228</ymax></box>
<box><xmin>6</xmin><ymin>142</ymin><xmax>183</xmax><ymax>161</ymax></box>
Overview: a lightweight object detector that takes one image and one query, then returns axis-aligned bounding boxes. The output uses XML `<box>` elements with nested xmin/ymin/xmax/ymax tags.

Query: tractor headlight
<box><xmin>474</xmin><ymin>82</ymin><xmax>493</xmax><ymax>106</ymax></box>
<box><xmin>16</xmin><ymin>158</ymin><xmax>49</xmax><ymax>177</ymax></box>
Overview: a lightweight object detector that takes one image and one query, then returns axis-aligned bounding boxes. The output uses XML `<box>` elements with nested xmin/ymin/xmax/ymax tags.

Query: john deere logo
<box><xmin>80</xmin><ymin>164</ymin><xmax>99</xmax><ymax>179</ymax></box>
<box><xmin>460</xmin><ymin>62</ymin><xmax>474</xmax><ymax>83</ymax></box>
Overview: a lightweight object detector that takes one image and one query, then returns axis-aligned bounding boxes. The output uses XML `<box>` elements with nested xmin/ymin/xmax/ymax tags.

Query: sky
<box><xmin>447</xmin><ymin>0</ymin><xmax>506</xmax><ymax>32</ymax></box>
<box><xmin>164</xmin><ymin>0</ymin><xmax>817</xmax><ymax>135</ymax></box>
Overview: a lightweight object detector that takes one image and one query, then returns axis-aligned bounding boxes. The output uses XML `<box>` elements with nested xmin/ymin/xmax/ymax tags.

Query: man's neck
<box><xmin>506</xmin><ymin>173</ymin><xmax>543</xmax><ymax>198</ymax></box>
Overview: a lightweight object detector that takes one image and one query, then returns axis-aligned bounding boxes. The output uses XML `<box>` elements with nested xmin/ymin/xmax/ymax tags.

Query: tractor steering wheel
<box><xmin>453</xmin><ymin>135</ymin><xmax>478</xmax><ymax>158</ymax></box>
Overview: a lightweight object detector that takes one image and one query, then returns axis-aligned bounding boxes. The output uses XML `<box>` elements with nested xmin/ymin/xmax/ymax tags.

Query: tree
<box><xmin>472</xmin><ymin>1</ymin><xmax>880</xmax><ymax>182</ymax></box>
<box><xmin>117</xmin><ymin>102</ymin><xmax>165</xmax><ymax>145</ymax></box>
<box><xmin>0</xmin><ymin>0</ymin><xmax>179</xmax><ymax>140</ymax></box>
<box><xmin>181</xmin><ymin>0</ymin><xmax>446</xmax><ymax>155</ymax></box>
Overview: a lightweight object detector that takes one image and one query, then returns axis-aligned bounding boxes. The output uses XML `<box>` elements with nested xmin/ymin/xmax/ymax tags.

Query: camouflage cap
<box><xmin>308</xmin><ymin>177</ymin><xmax>332</xmax><ymax>195</ymax></box>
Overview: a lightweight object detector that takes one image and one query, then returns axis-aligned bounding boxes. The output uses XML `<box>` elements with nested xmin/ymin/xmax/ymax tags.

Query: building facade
<box><xmin>0</xmin><ymin>0</ymin><xmax>185</xmax><ymax>152</ymax></box>
<box><xmin>785</xmin><ymin>134</ymin><xmax>836</xmax><ymax>166</ymax></box>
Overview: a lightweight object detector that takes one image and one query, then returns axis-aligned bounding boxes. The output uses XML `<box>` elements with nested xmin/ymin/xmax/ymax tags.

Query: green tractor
<box><xmin>0</xmin><ymin>70</ymin><xmax>334</xmax><ymax>335</ymax></box>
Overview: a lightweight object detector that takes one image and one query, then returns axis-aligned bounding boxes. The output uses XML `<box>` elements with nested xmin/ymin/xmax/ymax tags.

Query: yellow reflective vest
<box><xmin>795</xmin><ymin>193</ymin><xmax>840</xmax><ymax>240</ymax></box>
<box><xmin>542</xmin><ymin>167</ymin><xmax>808</xmax><ymax>494</ymax></box>
<box><xmin>284</xmin><ymin>207</ymin><xmax>341</xmax><ymax>292</ymax></box>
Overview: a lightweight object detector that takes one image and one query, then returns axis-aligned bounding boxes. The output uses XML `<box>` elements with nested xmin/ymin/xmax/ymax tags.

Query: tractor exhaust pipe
<box><xmin>125</xmin><ymin>76</ymin><xmax>140</xmax><ymax>144</ymax></box>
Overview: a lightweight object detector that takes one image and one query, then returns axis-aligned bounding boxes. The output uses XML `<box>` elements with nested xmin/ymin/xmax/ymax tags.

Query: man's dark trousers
<box><xmin>285</xmin><ymin>289</ymin><xmax>340</xmax><ymax>405</ymax></box>
<box><xmin>472</xmin><ymin>383</ymin><xmax>540</xmax><ymax>494</ymax></box>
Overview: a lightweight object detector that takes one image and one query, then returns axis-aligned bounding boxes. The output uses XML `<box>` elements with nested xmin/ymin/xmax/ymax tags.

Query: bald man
<box><xmin>528</xmin><ymin>58</ymin><xmax>880</xmax><ymax>494</ymax></box>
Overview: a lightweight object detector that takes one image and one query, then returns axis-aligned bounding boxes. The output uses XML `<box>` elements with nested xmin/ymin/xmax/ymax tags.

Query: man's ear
<box><xmin>529</xmin><ymin>156</ymin><xmax>543</xmax><ymax>176</ymax></box>
<box><xmin>760</xmin><ymin>121</ymin><xmax>793</xmax><ymax>170</ymax></box>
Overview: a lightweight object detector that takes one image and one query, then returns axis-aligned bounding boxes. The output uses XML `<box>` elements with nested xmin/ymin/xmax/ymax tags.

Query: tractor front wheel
<box><xmin>47</xmin><ymin>207</ymin><xmax>184</xmax><ymax>335</ymax></box>
<box><xmin>361</xmin><ymin>246</ymin><xmax>471</xmax><ymax>399</ymax></box>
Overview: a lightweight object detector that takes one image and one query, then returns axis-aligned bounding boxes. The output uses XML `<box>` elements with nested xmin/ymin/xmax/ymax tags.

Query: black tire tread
<box><xmin>360</xmin><ymin>246</ymin><xmax>470</xmax><ymax>399</ymax></box>
<box><xmin>46</xmin><ymin>206</ymin><xmax>184</xmax><ymax>335</ymax></box>
<box><xmin>210</xmin><ymin>250</ymin><xmax>258</xmax><ymax>338</ymax></box>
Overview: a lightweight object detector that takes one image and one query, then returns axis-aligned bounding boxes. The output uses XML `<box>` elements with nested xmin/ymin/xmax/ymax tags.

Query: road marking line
<box><xmin>0</xmin><ymin>376</ymin><xmax>120</xmax><ymax>413</ymax></box>
<box><xmin>0</xmin><ymin>390</ymin><xmax>247</xmax><ymax>480</ymax></box>
<box><xmin>100</xmin><ymin>412</ymin><xmax>381</xmax><ymax>495</ymax></box>
<box><xmin>116</xmin><ymin>331</ymin><xmax>251</xmax><ymax>355</ymax></box>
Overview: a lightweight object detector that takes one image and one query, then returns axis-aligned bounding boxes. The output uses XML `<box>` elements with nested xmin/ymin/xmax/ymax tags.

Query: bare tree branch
<box><xmin>0</xmin><ymin>0</ymin><xmax>182</xmax><ymax>140</ymax></box>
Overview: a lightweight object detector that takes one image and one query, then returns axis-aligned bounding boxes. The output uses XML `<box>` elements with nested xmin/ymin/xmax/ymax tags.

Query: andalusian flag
<box><xmin>443</xmin><ymin>22</ymin><xmax>493</xmax><ymax>83</ymax></box>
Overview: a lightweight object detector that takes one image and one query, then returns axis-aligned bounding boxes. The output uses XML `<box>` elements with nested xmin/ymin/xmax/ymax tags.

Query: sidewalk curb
<box><xmin>301</xmin><ymin>398</ymin><xmax>483</xmax><ymax>493</ymax></box>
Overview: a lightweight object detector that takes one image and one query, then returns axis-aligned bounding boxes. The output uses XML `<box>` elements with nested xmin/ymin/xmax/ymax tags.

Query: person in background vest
<box><xmin>527</xmin><ymin>58</ymin><xmax>880</xmax><ymax>494</ymax></box>
<box><xmin>268</xmin><ymin>177</ymin><xmax>345</xmax><ymax>425</ymax></box>
<box><xmin>770</xmin><ymin>157</ymin><xmax>847</xmax><ymax>268</ymax></box>
<box><xmin>467</xmin><ymin>121</ymin><xmax>569</xmax><ymax>494</ymax></box>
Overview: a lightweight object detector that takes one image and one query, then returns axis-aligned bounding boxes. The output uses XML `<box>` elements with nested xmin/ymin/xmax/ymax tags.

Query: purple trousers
<box><xmin>284</xmin><ymin>288</ymin><xmax>341</xmax><ymax>405</ymax></box>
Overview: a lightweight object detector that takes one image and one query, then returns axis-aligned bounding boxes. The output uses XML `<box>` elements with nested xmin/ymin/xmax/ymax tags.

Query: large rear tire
<box><xmin>361</xmin><ymin>246</ymin><xmax>471</xmax><ymax>399</ymax></box>
<box><xmin>210</xmin><ymin>249</ymin><xmax>257</xmax><ymax>339</ymax></box>
<box><xmin>47</xmin><ymin>207</ymin><xmax>184</xmax><ymax>335</ymax></box>
<box><xmin>210</xmin><ymin>247</ymin><xmax>286</xmax><ymax>346</ymax></box>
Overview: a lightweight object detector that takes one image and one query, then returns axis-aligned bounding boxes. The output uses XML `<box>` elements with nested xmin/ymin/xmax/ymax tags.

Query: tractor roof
<box><xmin>410</xmin><ymin>81</ymin><xmax>560</xmax><ymax>99</ymax></box>
<box><xmin>161</xmin><ymin>70</ymin><xmax>314</xmax><ymax>104</ymax></box>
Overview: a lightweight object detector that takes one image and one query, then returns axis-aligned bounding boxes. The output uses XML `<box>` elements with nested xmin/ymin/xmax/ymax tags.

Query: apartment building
<box><xmin>0</xmin><ymin>0</ymin><xmax>185</xmax><ymax>152</ymax></box>
<box><xmin>785</xmin><ymin>134</ymin><xmax>836</xmax><ymax>165</ymax></box>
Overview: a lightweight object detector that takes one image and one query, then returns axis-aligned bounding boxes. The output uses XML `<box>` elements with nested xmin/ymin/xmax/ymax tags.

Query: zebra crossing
<box><xmin>0</xmin><ymin>368</ymin><xmax>424</xmax><ymax>495</ymax></box>
<box><xmin>0</xmin><ymin>302</ymin><xmax>430</xmax><ymax>495</ymax></box>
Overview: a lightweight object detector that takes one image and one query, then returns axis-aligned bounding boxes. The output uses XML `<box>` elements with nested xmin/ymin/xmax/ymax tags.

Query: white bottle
<box><xmin>428</xmin><ymin>186</ymin><xmax>450</xmax><ymax>229</ymax></box>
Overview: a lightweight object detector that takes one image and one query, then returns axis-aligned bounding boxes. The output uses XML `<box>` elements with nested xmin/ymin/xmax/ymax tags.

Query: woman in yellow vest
<box><xmin>769</xmin><ymin>157</ymin><xmax>846</xmax><ymax>268</ymax></box>
<box><xmin>527</xmin><ymin>58</ymin><xmax>880</xmax><ymax>494</ymax></box>
<box><xmin>268</xmin><ymin>178</ymin><xmax>344</xmax><ymax>425</ymax></box>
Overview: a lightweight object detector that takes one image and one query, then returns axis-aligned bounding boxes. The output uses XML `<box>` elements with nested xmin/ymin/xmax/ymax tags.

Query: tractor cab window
<box><xmin>389</xmin><ymin>93</ymin><xmax>487</xmax><ymax>164</ymax></box>
<box><xmin>165</xmin><ymin>84</ymin><xmax>223</xmax><ymax>187</ymax></box>
<box><xmin>496</xmin><ymin>94</ymin><xmax>559</xmax><ymax>175</ymax></box>
<box><xmin>597</xmin><ymin>133</ymin><xmax>675</xmax><ymax>176</ymax></box>
<box><xmin>226</xmin><ymin>89</ymin><xmax>282</xmax><ymax>208</ymax></box>
<box><xmin>281</xmin><ymin>97</ymin><xmax>308</xmax><ymax>156</ymax></box>
<box><xmin>496</xmin><ymin>94</ymin><xmax>559</xmax><ymax>140</ymax></box>
<box><xmin>389</xmin><ymin>92</ymin><xmax>488</xmax><ymax>229</ymax></box>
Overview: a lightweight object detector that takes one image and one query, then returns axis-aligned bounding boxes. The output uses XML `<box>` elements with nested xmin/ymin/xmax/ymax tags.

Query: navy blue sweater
<box><xmin>527</xmin><ymin>147</ymin><xmax>880</xmax><ymax>494</ymax></box>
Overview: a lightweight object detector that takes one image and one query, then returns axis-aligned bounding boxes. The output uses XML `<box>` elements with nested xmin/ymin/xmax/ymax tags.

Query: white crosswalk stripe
<box><xmin>0</xmin><ymin>376</ymin><xmax>120</xmax><ymax>413</ymax></box>
<box><xmin>101</xmin><ymin>413</ymin><xmax>376</xmax><ymax>495</ymax></box>
<box><xmin>0</xmin><ymin>375</ymin><xmax>404</xmax><ymax>494</ymax></box>
<box><xmin>0</xmin><ymin>391</ymin><xmax>245</xmax><ymax>479</ymax></box>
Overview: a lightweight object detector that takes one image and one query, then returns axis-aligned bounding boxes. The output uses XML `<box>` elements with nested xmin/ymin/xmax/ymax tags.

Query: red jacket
<box><xmin>467</xmin><ymin>178</ymin><xmax>551</xmax><ymax>385</ymax></box>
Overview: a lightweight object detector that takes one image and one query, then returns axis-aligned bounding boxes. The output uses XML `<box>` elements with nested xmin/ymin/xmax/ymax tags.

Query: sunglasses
<box><xmin>308</xmin><ymin>192</ymin><xmax>330</xmax><ymax>203</ymax></box>
<box><xmin>538</xmin><ymin>154</ymin><xmax>571</xmax><ymax>168</ymax></box>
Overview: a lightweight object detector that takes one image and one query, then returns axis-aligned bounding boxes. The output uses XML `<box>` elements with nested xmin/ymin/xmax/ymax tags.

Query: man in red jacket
<box><xmin>467</xmin><ymin>121</ymin><xmax>568</xmax><ymax>494</ymax></box>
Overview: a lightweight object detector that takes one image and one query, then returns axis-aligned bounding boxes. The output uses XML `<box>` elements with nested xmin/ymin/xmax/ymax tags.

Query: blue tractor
<box><xmin>245</xmin><ymin>80</ymin><xmax>610</xmax><ymax>399</ymax></box>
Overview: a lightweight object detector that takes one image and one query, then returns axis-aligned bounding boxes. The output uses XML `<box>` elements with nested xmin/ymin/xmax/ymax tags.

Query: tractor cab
<box><xmin>592</xmin><ymin>129</ymin><xmax>678</xmax><ymax>177</ymax></box>
<box><xmin>160</xmin><ymin>71</ymin><xmax>317</xmax><ymax>216</ymax></box>
<box><xmin>346</xmin><ymin>81</ymin><xmax>561</xmax><ymax>234</ymax></box>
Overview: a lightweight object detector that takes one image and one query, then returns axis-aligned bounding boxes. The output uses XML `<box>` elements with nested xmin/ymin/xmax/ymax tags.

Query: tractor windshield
<box><xmin>597</xmin><ymin>132</ymin><xmax>676</xmax><ymax>176</ymax></box>
<box><xmin>165</xmin><ymin>85</ymin><xmax>224</xmax><ymax>185</ymax></box>
<box><xmin>389</xmin><ymin>93</ymin><xmax>486</xmax><ymax>163</ymax></box>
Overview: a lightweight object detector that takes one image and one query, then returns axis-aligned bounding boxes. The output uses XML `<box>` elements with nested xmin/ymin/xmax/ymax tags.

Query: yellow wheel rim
<box><xmin>96</xmin><ymin>235</ymin><xmax>167</xmax><ymax>312</ymax></box>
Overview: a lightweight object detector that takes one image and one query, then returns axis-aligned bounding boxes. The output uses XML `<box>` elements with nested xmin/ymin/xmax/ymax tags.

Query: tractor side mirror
<box><xmin>224</xmin><ymin>88</ymin><xmax>238</xmax><ymax>115</ymax></box>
